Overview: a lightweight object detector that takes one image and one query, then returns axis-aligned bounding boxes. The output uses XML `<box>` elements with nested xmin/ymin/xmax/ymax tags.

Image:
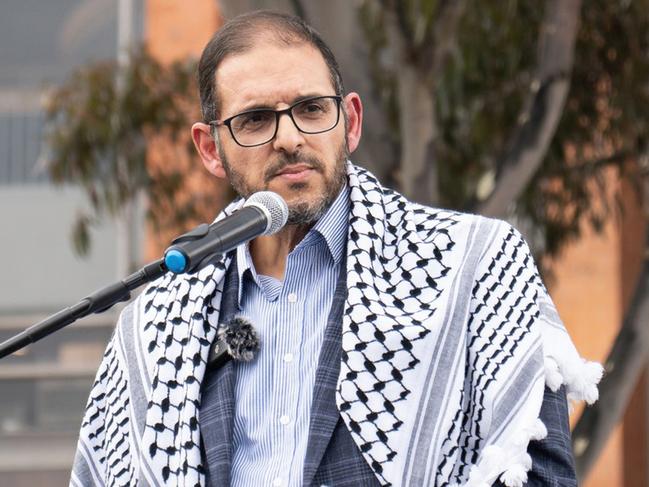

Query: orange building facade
<box><xmin>552</xmin><ymin>171</ymin><xmax>647</xmax><ymax>486</ymax></box>
<box><xmin>144</xmin><ymin>0</ymin><xmax>229</xmax><ymax>261</ymax></box>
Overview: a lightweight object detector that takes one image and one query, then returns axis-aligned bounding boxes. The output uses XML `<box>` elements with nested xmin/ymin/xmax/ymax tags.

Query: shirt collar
<box><xmin>235</xmin><ymin>183</ymin><xmax>350</xmax><ymax>306</ymax></box>
<box><xmin>308</xmin><ymin>183</ymin><xmax>349</xmax><ymax>265</ymax></box>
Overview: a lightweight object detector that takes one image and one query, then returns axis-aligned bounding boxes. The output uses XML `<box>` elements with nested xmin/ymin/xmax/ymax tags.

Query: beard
<box><xmin>219</xmin><ymin>142</ymin><xmax>348</xmax><ymax>226</ymax></box>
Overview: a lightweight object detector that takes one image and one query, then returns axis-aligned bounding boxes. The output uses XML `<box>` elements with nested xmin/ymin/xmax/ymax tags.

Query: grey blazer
<box><xmin>199</xmin><ymin>258</ymin><xmax>576</xmax><ymax>487</ymax></box>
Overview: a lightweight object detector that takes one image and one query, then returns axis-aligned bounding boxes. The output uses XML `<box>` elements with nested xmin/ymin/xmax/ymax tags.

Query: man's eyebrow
<box><xmin>236</xmin><ymin>101</ymin><xmax>275</xmax><ymax>112</ymax></box>
<box><xmin>234</xmin><ymin>93</ymin><xmax>329</xmax><ymax>113</ymax></box>
<box><xmin>291</xmin><ymin>93</ymin><xmax>327</xmax><ymax>104</ymax></box>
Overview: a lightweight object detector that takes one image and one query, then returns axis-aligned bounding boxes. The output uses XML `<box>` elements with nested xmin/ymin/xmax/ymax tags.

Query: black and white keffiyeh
<box><xmin>71</xmin><ymin>162</ymin><xmax>601</xmax><ymax>487</ymax></box>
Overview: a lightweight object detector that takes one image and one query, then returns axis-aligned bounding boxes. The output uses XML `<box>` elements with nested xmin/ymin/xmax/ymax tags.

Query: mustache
<box><xmin>263</xmin><ymin>152</ymin><xmax>325</xmax><ymax>184</ymax></box>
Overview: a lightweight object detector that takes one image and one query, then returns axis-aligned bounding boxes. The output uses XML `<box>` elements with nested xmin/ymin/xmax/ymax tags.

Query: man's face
<box><xmin>199</xmin><ymin>41</ymin><xmax>361</xmax><ymax>225</ymax></box>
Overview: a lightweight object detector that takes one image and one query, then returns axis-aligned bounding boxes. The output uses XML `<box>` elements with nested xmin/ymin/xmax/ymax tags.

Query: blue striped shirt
<box><xmin>230</xmin><ymin>185</ymin><xmax>350</xmax><ymax>487</ymax></box>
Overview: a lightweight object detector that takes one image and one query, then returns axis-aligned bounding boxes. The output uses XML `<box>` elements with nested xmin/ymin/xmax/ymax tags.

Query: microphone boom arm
<box><xmin>0</xmin><ymin>259</ymin><xmax>166</xmax><ymax>359</ymax></box>
<box><xmin>0</xmin><ymin>191</ymin><xmax>287</xmax><ymax>360</ymax></box>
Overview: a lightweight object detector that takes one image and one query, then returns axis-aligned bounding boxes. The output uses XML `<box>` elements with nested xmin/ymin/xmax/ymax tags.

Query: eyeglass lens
<box><xmin>230</xmin><ymin>97</ymin><xmax>339</xmax><ymax>146</ymax></box>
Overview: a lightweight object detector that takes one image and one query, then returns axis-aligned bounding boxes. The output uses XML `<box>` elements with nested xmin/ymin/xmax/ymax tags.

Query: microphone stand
<box><xmin>0</xmin><ymin>190</ymin><xmax>286</xmax><ymax>360</ymax></box>
<box><xmin>0</xmin><ymin>259</ymin><xmax>167</xmax><ymax>359</ymax></box>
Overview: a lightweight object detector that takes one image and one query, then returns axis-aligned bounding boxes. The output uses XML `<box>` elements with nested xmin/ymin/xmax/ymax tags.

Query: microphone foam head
<box><xmin>243</xmin><ymin>191</ymin><xmax>289</xmax><ymax>235</ymax></box>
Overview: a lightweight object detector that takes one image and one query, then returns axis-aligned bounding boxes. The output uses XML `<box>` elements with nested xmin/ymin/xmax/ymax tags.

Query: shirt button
<box><xmin>283</xmin><ymin>353</ymin><xmax>294</xmax><ymax>363</ymax></box>
<box><xmin>279</xmin><ymin>415</ymin><xmax>290</xmax><ymax>425</ymax></box>
<box><xmin>287</xmin><ymin>293</ymin><xmax>298</xmax><ymax>303</ymax></box>
<box><xmin>272</xmin><ymin>478</ymin><xmax>282</xmax><ymax>487</ymax></box>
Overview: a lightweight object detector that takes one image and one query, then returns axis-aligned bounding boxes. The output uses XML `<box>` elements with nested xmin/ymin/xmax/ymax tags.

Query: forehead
<box><xmin>215</xmin><ymin>41</ymin><xmax>335</xmax><ymax>114</ymax></box>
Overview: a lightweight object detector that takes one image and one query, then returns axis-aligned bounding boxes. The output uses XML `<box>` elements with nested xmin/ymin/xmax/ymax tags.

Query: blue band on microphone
<box><xmin>164</xmin><ymin>249</ymin><xmax>187</xmax><ymax>274</ymax></box>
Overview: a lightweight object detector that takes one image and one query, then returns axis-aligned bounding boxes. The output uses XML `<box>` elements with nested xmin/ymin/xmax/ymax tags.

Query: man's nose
<box><xmin>272</xmin><ymin>111</ymin><xmax>304</xmax><ymax>153</ymax></box>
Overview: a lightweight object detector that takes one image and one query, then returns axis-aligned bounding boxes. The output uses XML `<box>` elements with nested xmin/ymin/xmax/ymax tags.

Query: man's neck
<box><xmin>249</xmin><ymin>223</ymin><xmax>312</xmax><ymax>279</ymax></box>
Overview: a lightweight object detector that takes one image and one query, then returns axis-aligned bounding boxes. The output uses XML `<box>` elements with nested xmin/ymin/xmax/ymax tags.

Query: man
<box><xmin>71</xmin><ymin>11</ymin><xmax>601</xmax><ymax>487</ymax></box>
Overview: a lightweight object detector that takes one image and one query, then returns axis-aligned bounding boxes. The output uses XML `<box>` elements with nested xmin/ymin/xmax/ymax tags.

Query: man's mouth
<box><xmin>273</xmin><ymin>164</ymin><xmax>316</xmax><ymax>181</ymax></box>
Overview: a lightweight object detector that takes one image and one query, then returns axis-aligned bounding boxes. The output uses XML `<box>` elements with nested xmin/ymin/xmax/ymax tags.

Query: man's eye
<box><xmin>296</xmin><ymin>101</ymin><xmax>326</xmax><ymax>117</ymax></box>
<box><xmin>235</xmin><ymin>111</ymin><xmax>273</xmax><ymax>131</ymax></box>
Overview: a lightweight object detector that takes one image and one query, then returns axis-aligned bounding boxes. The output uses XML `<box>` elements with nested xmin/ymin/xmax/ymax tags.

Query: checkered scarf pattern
<box><xmin>71</xmin><ymin>163</ymin><xmax>601</xmax><ymax>487</ymax></box>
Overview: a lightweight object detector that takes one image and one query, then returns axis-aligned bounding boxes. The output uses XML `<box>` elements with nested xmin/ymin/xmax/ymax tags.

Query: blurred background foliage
<box><xmin>358</xmin><ymin>0</ymin><xmax>649</xmax><ymax>257</ymax></box>
<box><xmin>43</xmin><ymin>47</ymin><xmax>200</xmax><ymax>254</ymax></box>
<box><xmin>43</xmin><ymin>0</ymin><xmax>649</xmax><ymax>262</ymax></box>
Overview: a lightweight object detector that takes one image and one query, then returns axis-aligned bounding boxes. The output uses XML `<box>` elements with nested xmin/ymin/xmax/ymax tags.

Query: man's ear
<box><xmin>343</xmin><ymin>92</ymin><xmax>363</xmax><ymax>154</ymax></box>
<box><xmin>191</xmin><ymin>122</ymin><xmax>227</xmax><ymax>179</ymax></box>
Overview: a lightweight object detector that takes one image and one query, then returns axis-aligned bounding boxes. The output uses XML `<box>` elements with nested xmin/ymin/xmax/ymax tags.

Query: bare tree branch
<box><xmin>397</xmin><ymin>63</ymin><xmax>438</xmax><ymax>202</ymax></box>
<box><xmin>572</xmin><ymin>230</ymin><xmax>649</xmax><ymax>479</ymax></box>
<box><xmin>421</xmin><ymin>0</ymin><xmax>468</xmax><ymax>79</ymax></box>
<box><xmin>380</xmin><ymin>0</ymin><xmax>467</xmax><ymax>205</ymax></box>
<box><xmin>380</xmin><ymin>5</ymin><xmax>437</xmax><ymax>203</ymax></box>
<box><xmin>555</xmin><ymin>151</ymin><xmax>632</xmax><ymax>175</ymax></box>
<box><xmin>380</xmin><ymin>0</ymin><xmax>416</xmax><ymax>55</ymax></box>
<box><xmin>477</xmin><ymin>0</ymin><xmax>582</xmax><ymax>218</ymax></box>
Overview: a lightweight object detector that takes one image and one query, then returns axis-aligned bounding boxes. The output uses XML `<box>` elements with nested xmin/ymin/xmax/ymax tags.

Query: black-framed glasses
<box><xmin>210</xmin><ymin>95</ymin><xmax>343</xmax><ymax>147</ymax></box>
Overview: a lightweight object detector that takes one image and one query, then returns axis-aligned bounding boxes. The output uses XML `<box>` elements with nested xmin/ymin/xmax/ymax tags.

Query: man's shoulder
<box><xmin>348</xmin><ymin>161</ymin><xmax>524</xmax><ymax>252</ymax></box>
<box><xmin>405</xmin><ymin>198</ymin><xmax>516</xmax><ymax>244</ymax></box>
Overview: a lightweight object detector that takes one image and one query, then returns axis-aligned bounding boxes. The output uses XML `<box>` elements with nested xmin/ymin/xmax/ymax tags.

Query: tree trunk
<box><xmin>380</xmin><ymin>4</ymin><xmax>439</xmax><ymax>204</ymax></box>
<box><xmin>478</xmin><ymin>0</ymin><xmax>581</xmax><ymax>217</ymax></box>
<box><xmin>397</xmin><ymin>65</ymin><xmax>438</xmax><ymax>204</ymax></box>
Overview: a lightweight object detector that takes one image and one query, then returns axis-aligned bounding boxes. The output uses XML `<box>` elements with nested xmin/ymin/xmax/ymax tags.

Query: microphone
<box><xmin>208</xmin><ymin>316</ymin><xmax>260</xmax><ymax>370</ymax></box>
<box><xmin>164</xmin><ymin>191</ymin><xmax>288</xmax><ymax>274</ymax></box>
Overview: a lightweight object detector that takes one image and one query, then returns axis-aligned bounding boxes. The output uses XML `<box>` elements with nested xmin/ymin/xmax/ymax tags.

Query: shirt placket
<box><xmin>271</xmin><ymin>255</ymin><xmax>306</xmax><ymax>487</ymax></box>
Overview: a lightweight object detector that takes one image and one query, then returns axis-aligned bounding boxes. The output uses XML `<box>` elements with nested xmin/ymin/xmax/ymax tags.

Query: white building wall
<box><xmin>0</xmin><ymin>186</ymin><xmax>120</xmax><ymax>313</ymax></box>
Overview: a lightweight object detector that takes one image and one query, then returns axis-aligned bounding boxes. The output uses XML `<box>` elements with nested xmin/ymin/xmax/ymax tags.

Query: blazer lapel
<box><xmin>200</xmin><ymin>258</ymin><xmax>240</xmax><ymax>486</ymax></box>
<box><xmin>201</xmin><ymin>361</ymin><xmax>236</xmax><ymax>485</ymax></box>
<box><xmin>302</xmin><ymin>257</ymin><xmax>348</xmax><ymax>486</ymax></box>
